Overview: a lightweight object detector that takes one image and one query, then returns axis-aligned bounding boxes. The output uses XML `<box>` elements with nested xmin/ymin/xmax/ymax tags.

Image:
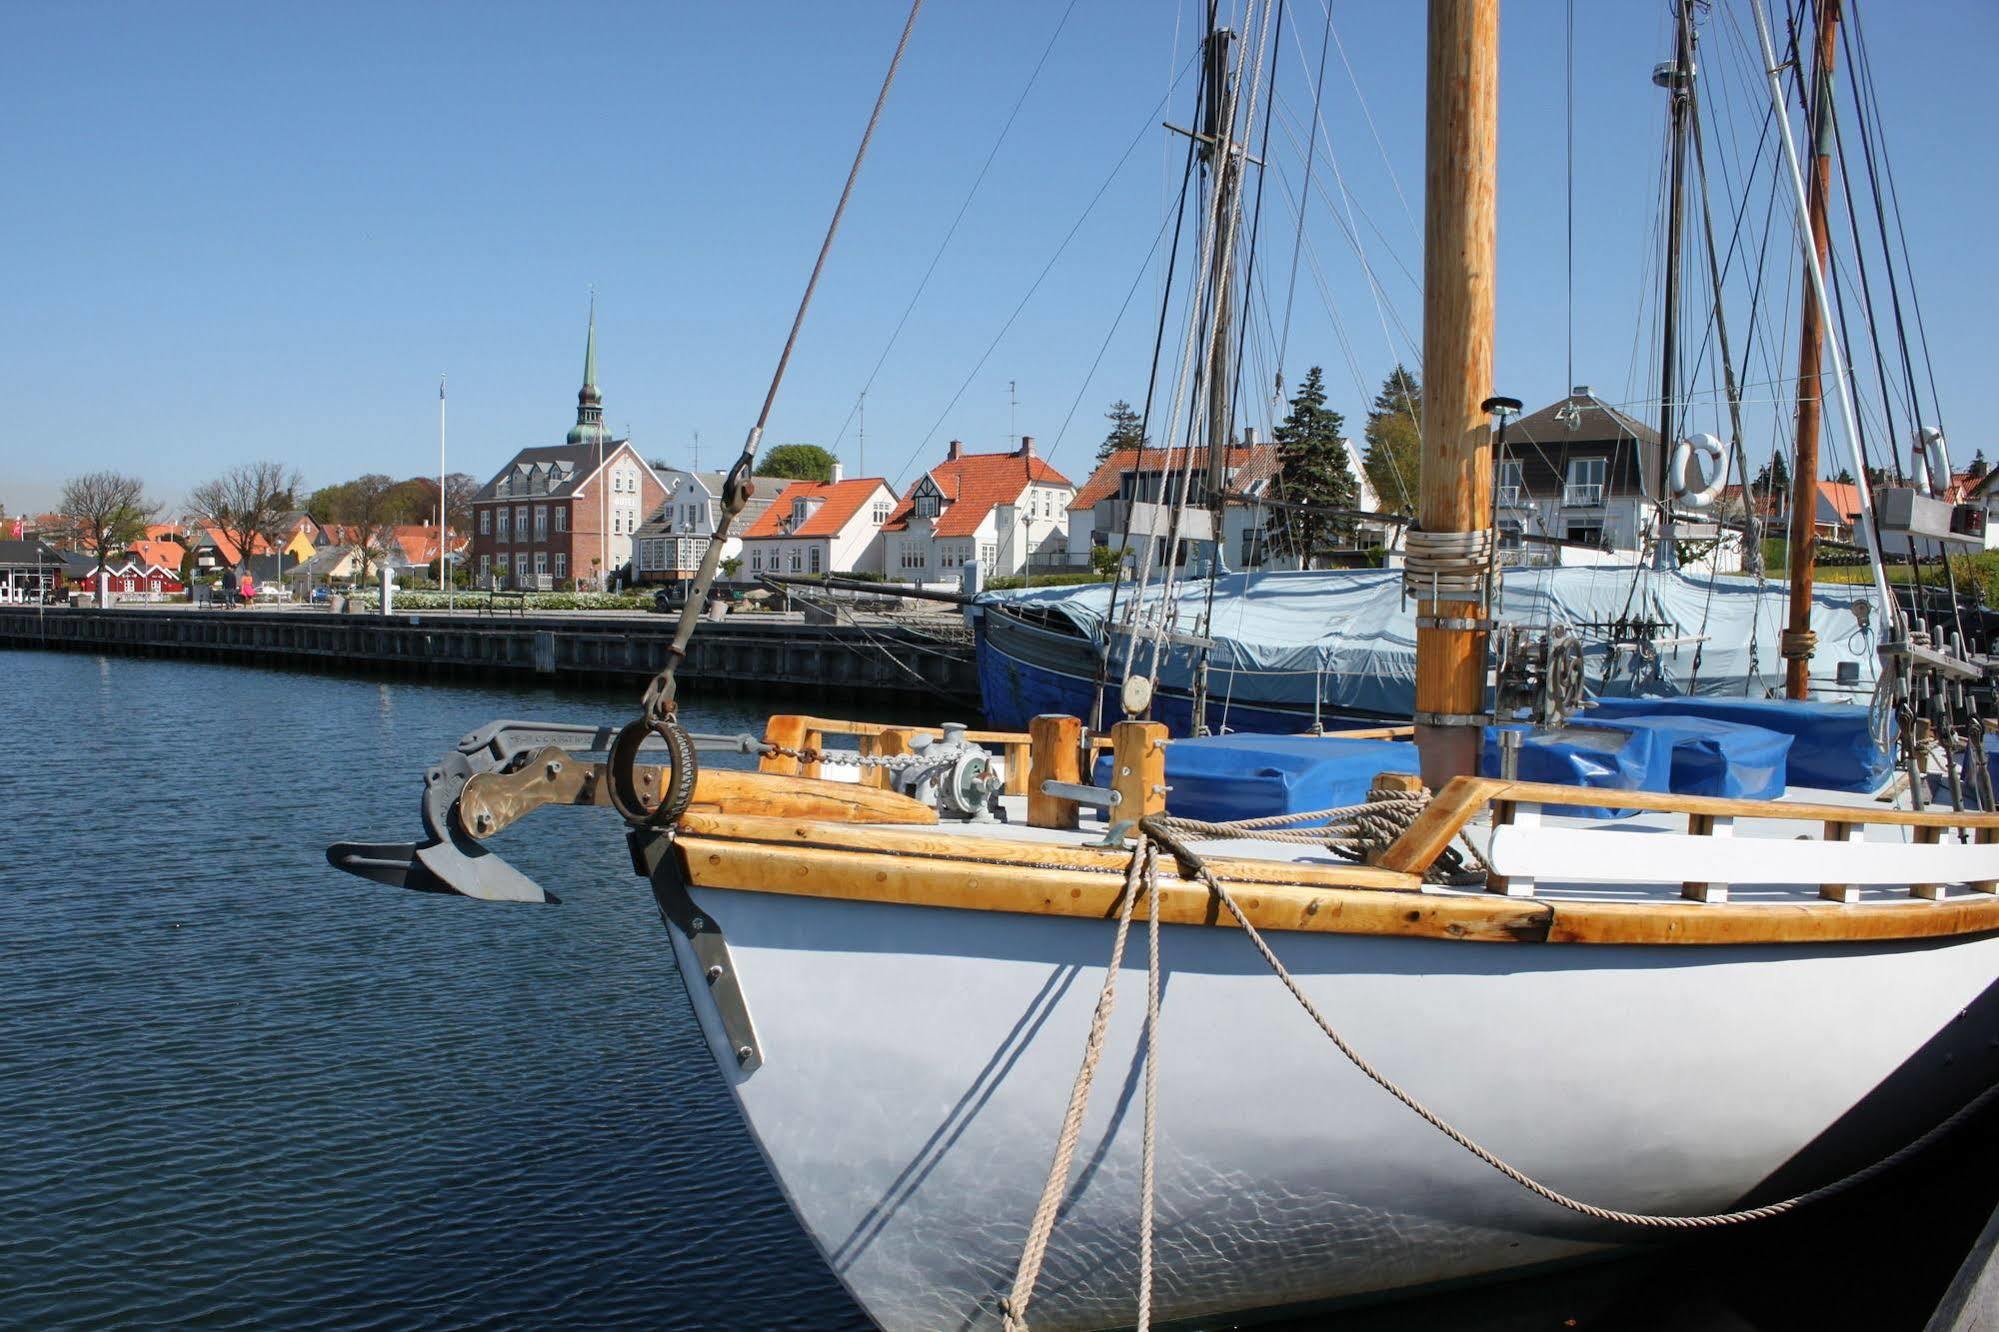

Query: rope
<box><xmin>1000</xmin><ymin>841</ymin><xmax>1153</xmax><ymax>1332</ymax></box>
<box><xmin>1402</xmin><ymin>528</ymin><xmax>1495</xmax><ymax>604</ymax></box>
<box><xmin>1138</xmin><ymin>839</ymin><xmax>1161</xmax><ymax>1330</ymax></box>
<box><xmin>639</xmin><ymin>0</ymin><xmax>924</xmax><ymax>719</ymax></box>
<box><xmin>1139</xmin><ymin>814</ymin><xmax>1999</xmax><ymax>1232</ymax></box>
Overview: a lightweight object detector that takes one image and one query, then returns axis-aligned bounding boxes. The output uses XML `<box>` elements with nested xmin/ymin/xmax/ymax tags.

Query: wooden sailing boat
<box><xmin>332</xmin><ymin>2</ymin><xmax>1999</xmax><ymax>1328</ymax></box>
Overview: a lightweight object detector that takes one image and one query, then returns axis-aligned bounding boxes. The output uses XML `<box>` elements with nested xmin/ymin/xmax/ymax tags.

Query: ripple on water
<box><xmin>0</xmin><ymin>651</ymin><xmax>866</xmax><ymax>1329</ymax></box>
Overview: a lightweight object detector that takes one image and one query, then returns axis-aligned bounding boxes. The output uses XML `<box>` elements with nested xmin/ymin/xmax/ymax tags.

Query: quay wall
<box><xmin>0</xmin><ymin>607</ymin><xmax>977</xmax><ymax>704</ymax></box>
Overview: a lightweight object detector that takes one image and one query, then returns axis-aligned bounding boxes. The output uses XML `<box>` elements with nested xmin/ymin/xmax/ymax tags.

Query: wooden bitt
<box><xmin>1974</xmin><ymin>827</ymin><xmax>1999</xmax><ymax>893</ymax></box>
<box><xmin>800</xmin><ymin>727</ymin><xmax>825</xmax><ymax>781</ymax></box>
<box><xmin>1364</xmin><ymin>770</ymin><xmax>1427</xmax><ymax>866</ymax></box>
<box><xmin>760</xmin><ymin>714</ymin><xmax>808</xmax><ymax>776</ymax></box>
<box><xmin>1027</xmin><ymin>714</ymin><xmax>1084</xmax><ymax>831</ymax></box>
<box><xmin>1821</xmin><ymin>821</ymin><xmax>1861</xmax><ymax>903</ymax></box>
<box><xmin>1002</xmin><ymin>741</ymin><xmax>1032</xmax><ymax>797</ymax></box>
<box><xmin>1111</xmin><ymin>720</ymin><xmax>1169</xmax><ymax>824</ymax></box>
<box><xmin>1912</xmin><ymin>824</ymin><xmax>1946</xmax><ymax>900</ymax></box>
<box><xmin>1681</xmin><ymin>813</ymin><xmax>1734</xmax><ymax>903</ymax></box>
<box><xmin>861</xmin><ymin>728</ymin><xmax>913</xmax><ymax>791</ymax></box>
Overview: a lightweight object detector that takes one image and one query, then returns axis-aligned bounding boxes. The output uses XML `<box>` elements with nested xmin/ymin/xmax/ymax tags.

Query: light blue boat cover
<box><xmin>1093</xmin><ymin>735</ymin><xmax>1419</xmax><ymax>827</ymax></box>
<box><xmin>1585</xmin><ymin>696</ymin><xmax>1888</xmax><ymax>793</ymax></box>
<box><xmin>986</xmin><ymin>567</ymin><xmax>1882</xmax><ymax>719</ymax></box>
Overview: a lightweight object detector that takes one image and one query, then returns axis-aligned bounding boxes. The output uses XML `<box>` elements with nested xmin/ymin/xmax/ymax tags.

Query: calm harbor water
<box><xmin>5</xmin><ymin>647</ymin><xmax>1996</xmax><ymax>1330</ymax></box>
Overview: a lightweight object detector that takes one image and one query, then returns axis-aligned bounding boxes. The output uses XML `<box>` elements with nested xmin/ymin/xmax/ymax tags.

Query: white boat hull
<box><xmin>666</xmin><ymin>884</ymin><xmax>1999</xmax><ymax>1330</ymax></box>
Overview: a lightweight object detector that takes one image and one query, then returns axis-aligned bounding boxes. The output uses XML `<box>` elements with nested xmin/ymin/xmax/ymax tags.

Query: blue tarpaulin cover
<box><xmin>1481</xmin><ymin>723</ymin><xmax>1671</xmax><ymax>819</ymax></box>
<box><xmin>1601</xmin><ymin>715</ymin><xmax>1791</xmax><ymax>801</ymax></box>
<box><xmin>1585</xmin><ymin>696</ymin><xmax>1887</xmax><ymax>793</ymax></box>
<box><xmin>1094</xmin><ymin>734</ymin><xmax>1420</xmax><ymax>827</ymax></box>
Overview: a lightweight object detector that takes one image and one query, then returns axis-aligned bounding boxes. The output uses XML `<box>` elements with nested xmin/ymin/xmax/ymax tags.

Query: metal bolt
<box><xmin>546</xmin><ymin>759</ymin><xmax>563</xmax><ymax>778</ymax></box>
<box><xmin>735</xmin><ymin>1045</ymin><xmax>755</xmax><ymax>1066</ymax></box>
<box><xmin>474</xmin><ymin>812</ymin><xmax>492</xmax><ymax>833</ymax></box>
<box><xmin>705</xmin><ymin>964</ymin><xmax>724</xmax><ymax>983</ymax></box>
<box><xmin>690</xmin><ymin>915</ymin><xmax>706</xmax><ymax>930</ymax></box>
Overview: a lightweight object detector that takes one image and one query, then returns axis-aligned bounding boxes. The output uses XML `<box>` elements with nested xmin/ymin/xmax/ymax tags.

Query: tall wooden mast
<box><xmin>1412</xmin><ymin>0</ymin><xmax>1500</xmax><ymax>787</ymax></box>
<box><xmin>1783</xmin><ymin>0</ymin><xmax>1841</xmax><ymax>699</ymax></box>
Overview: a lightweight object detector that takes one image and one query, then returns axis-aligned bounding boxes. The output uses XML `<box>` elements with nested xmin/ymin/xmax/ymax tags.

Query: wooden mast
<box><xmin>1783</xmin><ymin>0</ymin><xmax>1841</xmax><ymax>700</ymax></box>
<box><xmin>1413</xmin><ymin>0</ymin><xmax>1499</xmax><ymax>787</ymax></box>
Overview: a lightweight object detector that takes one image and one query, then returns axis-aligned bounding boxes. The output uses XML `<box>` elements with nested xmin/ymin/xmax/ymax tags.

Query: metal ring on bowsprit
<box><xmin>607</xmin><ymin>715</ymin><xmax>699</xmax><ymax>828</ymax></box>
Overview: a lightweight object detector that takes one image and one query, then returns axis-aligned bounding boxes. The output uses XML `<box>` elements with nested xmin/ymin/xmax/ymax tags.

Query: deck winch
<box><xmin>891</xmin><ymin>723</ymin><xmax>1006</xmax><ymax>822</ymax></box>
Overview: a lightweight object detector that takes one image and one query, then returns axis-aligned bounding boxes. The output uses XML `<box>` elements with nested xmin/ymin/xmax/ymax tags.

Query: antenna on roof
<box><xmin>692</xmin><ymin>429</ymin><xmax>701</xmax><ymax>470</ymax></box>
<box><xmin>1008</xmin><ymin>379</ymin><xmax>1018</xmax><ymax>450</ymax></box>
<box><xmin>858</xmin><ymin>391</ymin><xmax>867</xmax><ymax>478</ymax></box>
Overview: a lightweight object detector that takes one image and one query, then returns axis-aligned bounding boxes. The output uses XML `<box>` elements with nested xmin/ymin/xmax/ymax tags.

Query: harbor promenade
<box><xmin>0</xmin><ymin>603</ymin><xmax>977</xmax><ymax>705</ymax></box>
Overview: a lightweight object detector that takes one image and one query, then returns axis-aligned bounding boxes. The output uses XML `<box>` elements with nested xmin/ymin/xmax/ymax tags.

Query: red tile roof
<box><xmin>205</xmin><ymin>527</ymin><xmax>274</xmax><ymax>565</ymax></box>
<box><xmin>882</xmin><ymin>449</ymin><xmax>1073</xmax><ymax>537</ymax></box>
<box><xmin>129</xmin><ymin>537</ymin><xmax>185</xmax><ymax>571</ymax></box>
<box><xmin>1070</xmin><ymin>444</ymin><xmax>1279</xmax><ymax>511</ymax></box>
<box><xmin>741</xmin><ymin>478</ymin><xmax>890</xmax><ymax>540</ymax></box>
<box><xmin>1817</xmin><ymin>480</ymin><xmax>1863</xmax><ymax>522</ymax></box>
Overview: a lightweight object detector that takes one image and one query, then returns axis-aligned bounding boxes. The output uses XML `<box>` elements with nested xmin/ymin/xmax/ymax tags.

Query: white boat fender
<box><xmin>1670</xmin><ymin>433</ymin><xmax>1728</xmax><ymax>509</ymax></box>
<box><xmin>1913</xmin><ymin>426</ymin><xmax>1951</xmax><ymax>496</ymax></box>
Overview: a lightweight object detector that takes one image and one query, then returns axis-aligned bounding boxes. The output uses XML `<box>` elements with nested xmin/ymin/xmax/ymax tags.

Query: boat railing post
<box><xmin>1028</xmin><ymin>714</ymin><xmax>1084</xmax><ymax>830</ymax></box>
<box><xmin>1111</xmin><ymin>720</ymin><xmax>1169</xmax><ymax>832</ymax></box>
<box><xmin>760</xmin><ymin>715</ymin><xmax>809</xmax><ymax>776</ymax></box>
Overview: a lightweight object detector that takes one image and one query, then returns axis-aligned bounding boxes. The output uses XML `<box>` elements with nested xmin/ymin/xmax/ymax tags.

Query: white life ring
<box><xmin>1670</xmin><ymin>433</ymin><xmax>1728</xmax><ymax>509</ymax></box>
<box><xmin>1913</xmin><ymin>427</ymin><xmax>1950</xmax><ymax>497</ymax></box>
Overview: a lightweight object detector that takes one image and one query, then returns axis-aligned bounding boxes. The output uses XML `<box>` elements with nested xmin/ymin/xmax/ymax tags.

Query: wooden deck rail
<box><xmin>1380</xmin><ymin>775</ymin><xmax>1999</xmax><ymax>903</ymax></box>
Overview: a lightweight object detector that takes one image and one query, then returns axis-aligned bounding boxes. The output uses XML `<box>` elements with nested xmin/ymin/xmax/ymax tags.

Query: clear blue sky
<box><xmin>3</xmin><ymin>0</ymin><xmax>1992</xmax><ymax>514</ymax></box>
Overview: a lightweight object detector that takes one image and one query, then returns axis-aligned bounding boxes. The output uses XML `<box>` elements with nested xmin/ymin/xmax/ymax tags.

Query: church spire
<box><xmin>567</xmin><ymin>294</ymin><xmax>610</xmax><ymax>446</ymax></box>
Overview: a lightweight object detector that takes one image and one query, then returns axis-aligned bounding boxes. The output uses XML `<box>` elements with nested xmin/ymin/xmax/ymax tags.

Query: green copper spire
<box><xmin>567</xmin><ymin>293</ymin><xmax>610</xmax><ymax>447</ymax></box>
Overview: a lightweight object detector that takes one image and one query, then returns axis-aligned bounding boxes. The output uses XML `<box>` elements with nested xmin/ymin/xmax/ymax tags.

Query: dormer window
<box><xmin>792</xmin><ymin>499</ymin><xmax>810</xmax><ymax>525</ymax></box>
<box><xmin>914</xmin><ymin>493</ymin><xmax>941</xmax><ymax>520</ymax></box>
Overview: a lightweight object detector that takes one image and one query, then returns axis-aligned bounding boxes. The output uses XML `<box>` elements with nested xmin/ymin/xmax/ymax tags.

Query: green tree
<box><xmin>1361</xmin><ymin>365</ymin><xmax>1422</xmax><ymax>515</ymax></box>
<box><xmin>757</xmin><ymin>443</ymin><xmax>837</xmax><ymax>481</ymax></box>
<box><xmin>1098</xmin><ymin>399</ymin><xmax>1146</xmax><ymax>463</ymax></box>
<box><xmin>1089</xmin><ymin>543</ymin><xmax>1123</xmax><ymax>578</ymax></box>
<box><xmin>1270</xmin><ymin>366</ymin><xmax>1356</xmax><ymax>566</ymax></box>
<box><xmin>1752</xmin><ymin>449</ymin><xmax>1792</xmax><ymax>500</ymax></box>
<box><xmin>1969</xmin><ymin>449</ymin><xmax>1989</xmax><ymax>479</ymax></box>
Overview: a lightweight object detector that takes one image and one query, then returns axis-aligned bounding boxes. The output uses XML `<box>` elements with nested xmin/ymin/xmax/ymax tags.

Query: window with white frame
<box><xmin>788</xmin><ymin>548</ymin><xmax>801</xmax><ymax>573</ymax></box>
<box><xmin>872</xmin><ymin>501</ymin><xmax>890</xmax><ymax>524</ymax></box>
<box><xmin>514</xmin><ymin>506</ymin><xmax>528</xmax><ymax>538</ymax></box>
<box><xmin>534</xmin><ymin>505</ymin><xmax>548</xmax><ymax>539</ymax></box>
<box><xmin>1497</xmin><ymin>460</ymin><xmax>1525</xmax><ymax>505</ymax></box>
<box><xmin>914</xmin><ymin>493</ymin><xmax>940</xmax><ymax>520</ymax></box>
<box><xmin>980</xmin><ymin>542</ymin><xmax>996</xmax><ymax>570</ymax></box>
<box><xmin>900</xmin><ymin>545</ymin><xmax>925</xmax><ymax>570</ymax></box>
<box><xmin>534</xmin><ymin>552</ymin><xmax>548</xmax><ymax>577</ymax></box>
<box><xmin>1565</xmin><ymin>457</ymin><xmax>1607</xmax><ymax>507</ymax></box>
<box><xmin>479</xmin><ymin>509</ymin><xmax>491</xmax><ymax>535</ymax></box>
<box><xmin>554</xmin><ymin>553</ymin><xmax>567</xmax><ymax>580</ymax></box>
<box><xmin>751</xmin><ymin>549</ymin><xmax>763</xmax><ymax>571</ymax></box>
<box><xmin>514</xmin><ymin>554</ymin><xmax>528</xmax><ymax>585</ymax></box>
<box><xmin>496</xmin><ymin>508</ymin><xmax>510</xmax><ymax>542</ymax></box>
<box><xmin>809</xmin><ymin>546</ymin><xmax>821</xmax><ymax>573</ymax></box>
<box><xmin>554</xmin><ymin>507</ymin><xmax>568</xmax><ymax>533</ymax></box>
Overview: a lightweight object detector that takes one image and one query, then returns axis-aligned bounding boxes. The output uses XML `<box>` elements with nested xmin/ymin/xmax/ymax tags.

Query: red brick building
<box><xmin>468</xmin><ymin>313</ymin><xmax>666</xmax><ymax>589</ymax></box>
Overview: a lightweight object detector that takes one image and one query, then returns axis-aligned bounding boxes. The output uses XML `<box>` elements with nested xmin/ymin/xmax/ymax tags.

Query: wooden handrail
<box><xmin>1379</xmin><ymin>775</ymin><xmax>1999</xmax><ymax>875</ymax></box>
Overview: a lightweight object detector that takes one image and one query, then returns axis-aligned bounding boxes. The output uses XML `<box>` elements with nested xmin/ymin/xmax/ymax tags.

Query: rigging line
<box><xmin>893</xmin><ymin>51</ymin><xmax>1199</xmax><ymax>489</ymax></box>
<box><xmin>1311</xmin><ymin>0</ymin><xmax>1418</xmax><ymax>240</ymax></box>
<box><xmin>1848</xmin><ymin>0</ymin><xmax>1944</xmax><ymax>435</ymax></box>
<box><xmin>1566</xmin><ymin>0</ymin><xmax>1576</xmax><ymax>390</ymax></box>
<box><xmin>1271</xmin><ymin>0</ymin><xmax>1335</xmax><ymax>401</ymax></box>
<box><xmin>1094</xmin><ymin>0</ymin><xmax>1215</xmax><ymax>733</ymax></box>
<box><xmin>1048</xmin><ymin>212</ymin><xmax>1178</xmax><ymax>455</ymax></box>
<box><xmin>1224</xmin><ymin>0</ymin><xmax>1286</xmax><ymax>464</ymax></box>
<box><xmin>826</xmin><ymin>0</ymin><xmax>1085</xmax><ymax>457</ymax></box>
<box><xmin>1273</xmin><ymin>87</ymin><xmax>1422</xmax><ymax>319</ymax></box>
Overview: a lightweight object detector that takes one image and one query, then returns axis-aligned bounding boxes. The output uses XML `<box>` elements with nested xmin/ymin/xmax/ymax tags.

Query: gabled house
<box><xmin>1489</xmin><ymin>387</ymin><xmax>1661</xmax><ymax>562</ymax></box>
<box><xmin>467</xmin><ymin>315</ymin><xmax>665</xmax><ymax>589</ymax></box>
<box><xmin>738</xmin><ymin>470</ymin><xmax>896</xmax><ymax>579</ymax></box>
<box><xmin>1065</xmin><ymin>438</ymin><xmax>1281</xmax><ymax>570</ymax></box>
<box><xmin>882</xmin><ymin>438</ymin><xmax>1073</xmax><ymax>583</ymax></box>
<box><xmin>633</xmin><ymin>467</ymin><xmax>789</xmax><ymax>585</ymax></box>
<box><xmin>0</xmin><ymin>538</ymin><xmax>69</xmax><ymax>602</ymax></box>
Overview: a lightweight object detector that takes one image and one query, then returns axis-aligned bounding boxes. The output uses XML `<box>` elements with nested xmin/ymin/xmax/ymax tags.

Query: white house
<box><xmin>633</xmin><ymin>466</ymin><xmax>789</xmax><ymax>585</ymax></box>
<box><xmin>738</xmin><ymin>469</ymin><xmax>896</xmax><ymax>578</ymax></box>
<box><xmin>1065</xmin><ymin>438</ymin><xmax>1281</xmax><ymax>569</ymax></box>
<box><xmin>882</xmin><ymin>438</ymin><xmax>1074</xmax><ymax>584</ymax></box>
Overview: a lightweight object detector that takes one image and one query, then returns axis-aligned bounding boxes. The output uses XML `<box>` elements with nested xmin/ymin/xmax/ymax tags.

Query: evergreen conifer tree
<box><xmin>1271</xmin><ymin>366</ymin><xmax>1355</xmax><ymax>566</ymax></box>
<box><xmin>1099</xmin><ymin>400</ymin><xmax>1146</xmax><ymax>464</ymax></box>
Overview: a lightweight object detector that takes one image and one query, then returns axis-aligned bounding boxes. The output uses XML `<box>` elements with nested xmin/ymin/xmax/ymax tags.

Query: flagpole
<box><xmin>439</xmin><ymin>374</ymin><xmax>451</xmax><ymax>611</ymax></box>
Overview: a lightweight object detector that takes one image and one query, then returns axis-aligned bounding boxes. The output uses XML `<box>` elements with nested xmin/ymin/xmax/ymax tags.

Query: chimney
<box><xmin>1242</xmin><ymin>426</ymin><xmax>1258</xmax><ymax>447</ymax></box>
<box><xmin>947</xmin><ymin>439</ymin><xmax>964</xmax><ymax>461</ymax></box>
<box><xmin>1019</xmin><ymin>435</ymin><xmax>1036</xmax><ymax>459</ymax></box>
<box><xmin>830</xmin><ymin>458</ymin><xmax>845</xmax><ymax>483</ymax></box>
<box><xmin>1572</xmin><ymin>384</ymin><xmax>1592</xmax><ymax>399</ymax></box>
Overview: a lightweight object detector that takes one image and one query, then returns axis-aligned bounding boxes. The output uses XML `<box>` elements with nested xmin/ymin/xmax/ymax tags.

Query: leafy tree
<box><xmin>1098</xmin><ymin>399</ymin><xmax>1146</xmax><ymax>464</ymax></box>
<box><xmin>757</xmin><ymin>443</ymin><xmax>837</xmax><ymax>481</ymax></box>
<box><xmin>1270</xmin><ymin>367</ymin><xmax>1356</xmax><ymax>566</ymax></box>
<box><xmin>56</xmin><ymin>470</ymin><xmax>157</xmax><ymax>582</ymax></box>
<box><xmin>1834</xmin><ymin>468</ymin><xmax>1855</xmax><ymax>485</ymax></box>
<box><xmin>185</xmin><ymin>461</ymin><xmax>301</xmax><ymax>576</ymax></box>
<box><xmin>327</xmin><ymin>474</ymin><xmax>410</xmax><ymax>579</ymax></box>
<box><xmin>1362</xmin><ymin>365</ymin><xmax>1422</xmax><ymax>514</ymax></box>
<box><xmin>1089</xmin><ymin>543</ymin><xmax>1123</xmax><ymax>578</ymax></box>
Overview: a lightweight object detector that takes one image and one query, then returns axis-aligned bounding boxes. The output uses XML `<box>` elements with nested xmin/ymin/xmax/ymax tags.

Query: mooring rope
<box><xmin>1140</xmin><ymin>815</ymin><xmax>1999</xmax><ymax>1231</ymax></box>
